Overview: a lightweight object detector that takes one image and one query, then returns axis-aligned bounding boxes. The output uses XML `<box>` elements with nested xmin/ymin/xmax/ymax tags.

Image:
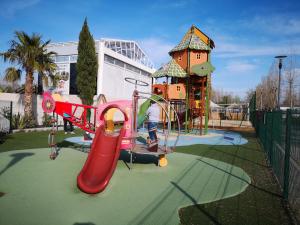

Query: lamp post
<box><xmin>275</xmin><ymin>55</ymin><xmax>287</xmax><ymax>109</ymax></box>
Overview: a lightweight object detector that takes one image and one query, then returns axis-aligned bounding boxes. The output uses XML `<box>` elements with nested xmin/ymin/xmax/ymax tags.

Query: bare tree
<box><xmin>282</xmin><ymin>53</ymin><xmax>299</xmax><ymax>108</ymax></box>
<box><xmin>255</xmin><ymin>62</ymin><xmax>278</xmax><ymax>110</ymax></box>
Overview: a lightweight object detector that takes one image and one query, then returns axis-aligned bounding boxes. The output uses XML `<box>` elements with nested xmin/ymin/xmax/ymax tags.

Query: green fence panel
<box><xmin>272</xmin><ymin>111</ymin><xmax>283</xmax><ymax>145</ymax></box>
<box><xmin>266</xmin><ymin>112</ymin><xmax>273</xmax><ymax>163</ymax></box>
<box><xmin>272</xmin><ymin>110</ymin><xmax>285</xmax><ymax>186</ymax></box>
<box><xmin>283</xmin><ymin>110</ymin><xmax>291</xmax><ymax>199</ymax></box>
<box><xmin>288</xmin><ymin>109</ymin><xmax>300</xmax><ymax>214</ymax></box>
<box><xmin>252</xmin><ymin>108</ymin><xmax>300</xmax><ymax>221</ymax></box>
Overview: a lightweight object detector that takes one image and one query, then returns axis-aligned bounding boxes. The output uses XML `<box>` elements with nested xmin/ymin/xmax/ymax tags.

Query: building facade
<box><xmin>46</xmin><ymin>38</ymin><xmax>155</xmax><ymax>101</ymax></box>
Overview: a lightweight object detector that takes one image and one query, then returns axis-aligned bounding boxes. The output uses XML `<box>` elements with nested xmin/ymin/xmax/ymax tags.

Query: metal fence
<box><xmin>250</xmin><ymin>94</ymin><xmax>300</xmax><ymax>221</ymax></box>
<box><xmin>209</xmin><ymin>103</ymin><xmax>250</xmax><ymax>128</ymax></box>
<box><xmin>0</xmin><ymin>101</ymin><xmax>12</xmax><ymax>135</ymax></box>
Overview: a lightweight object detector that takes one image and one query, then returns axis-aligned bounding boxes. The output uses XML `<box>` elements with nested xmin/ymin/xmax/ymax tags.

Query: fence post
<box><xmin>283</xmin><ymin>109</ymin><xmax>291</xmax><ymax>200</ymax></box>
<box><xmin>9</xmin><ymin>101</ymin><xmax>13</xmax><ymax>133</ymax></box>
<box><xmin>269</xmin><ymin>111</ymin><xmax>273</xmax><ymax>165</ymax></box>
<box><xmin>264</xmin><ymin>111</ymin><xmax>268</xmax><ymax>155</ymax></box>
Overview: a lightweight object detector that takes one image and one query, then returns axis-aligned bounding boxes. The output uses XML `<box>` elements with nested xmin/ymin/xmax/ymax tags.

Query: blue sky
<box><xmin>1</xmin><ymin>0</ymin><xmax>300</xmax><ymax>98</ymax></box>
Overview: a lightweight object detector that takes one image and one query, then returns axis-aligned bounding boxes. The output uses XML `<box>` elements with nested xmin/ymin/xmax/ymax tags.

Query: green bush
<box><xmin>42</xmin><ymin>113</ymin><xmax>53</xmax><ymax>127</ymax></box>
<box><xmin>0</xmin><ymin>107</ymin><xmax>11</xmax><ymax>120</ymax></box>
<box><xmin>11</xmin><ymin>113</ymin><xmax>24</xmax><ymax>129</ymax></box>
<box><xmin>23</xmin><ymin>114</ymin><xmax>36</xmax><ymax>128</ymax></box>
<box><xmin>0</xmin><ymin>131</ymin><xmax>7</xmax><ymax>144</ymax></box>
<box><xmin>11</xmin><ymin>113</ymin><xmax>36</xmax><ymax>129</ymax></box>
<box><xmin>12</xmin><ymin>113</ymin><xmax>20</xmax><ymax>129</ymax></box>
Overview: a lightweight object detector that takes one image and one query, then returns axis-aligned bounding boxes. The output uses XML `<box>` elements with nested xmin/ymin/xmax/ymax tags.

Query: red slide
<box><xmin>77</xmin><ymin>125</ymin><xmax>125</xmax><ymax>194</ymax></box>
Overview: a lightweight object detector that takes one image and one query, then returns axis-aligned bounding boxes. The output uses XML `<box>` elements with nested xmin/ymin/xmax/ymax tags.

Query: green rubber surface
<box><xmin>0</xmin><ymin>148</ymin><xmax>250</xmax><ymax>225</ymax></box>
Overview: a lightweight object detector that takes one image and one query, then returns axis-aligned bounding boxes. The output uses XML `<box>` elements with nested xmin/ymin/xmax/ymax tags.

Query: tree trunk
<box><xmin>24</xmin><ymin>71</ymin><xmax>34</xmax><ymax>118</ymax></box>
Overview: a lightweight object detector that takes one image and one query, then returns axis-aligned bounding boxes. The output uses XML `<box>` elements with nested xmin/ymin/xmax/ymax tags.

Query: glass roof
<box><xmin>102</xmin><ymin>39</ymin><xmax>154</xmax><ymax>69</ymax></box>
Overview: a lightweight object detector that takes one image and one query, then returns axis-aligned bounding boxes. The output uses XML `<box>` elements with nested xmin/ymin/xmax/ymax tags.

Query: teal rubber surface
<box><xmin>0</xmin><ymin>148</ymin><xmax>250</xmax><ymax>225</ymax></box>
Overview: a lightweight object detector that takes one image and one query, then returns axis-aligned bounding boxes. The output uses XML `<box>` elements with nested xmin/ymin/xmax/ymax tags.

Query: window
<box><xmin>177</xmin><ymin>86</ymin><xmax>181</xmax><ymax>91</ymax></box>
<box><xmin>178</xmin><ymin>55</ymin><xmax>182</xmax><ymax>61</ymax></box>
<box><xmin>104</xmin><ymin>55</ymin><xmax>115</xmax><ymax>64</ymax></box>
<box><xmin>196</xmin><ymin>53</ymin><xmax>201</xmax><ymax>59</ymax></box>
<box><xmin>115</xmin><ymin>58</ymin><xmax>125</xmax><ymax>68</ymax></box>
<box><xmin>104</xmin><ymin>54</ymin><xmax>144</xmax><ymax>74</ymax></box>
<box><xmin>141</xmin><ymin>70</ymin><xmax>150</xmax><ymax>77</ymax></box>
<box><xmin>55</xmin><ymin>55</ymin><xmax>69</xmax><ymax>62</ymax></box>
<box><xmin>70</xmin><ymin>55</ymin><xmax>78</xmax><ymax>62</ymax></box>
<box><xmin>126</xmin><ymin>64</ymin><xmax>141</xmax><ymax>74</ymax></box>
<box><xmin>70</xmin><ymin>63</ymin><xmax>78</xmax><ymax>94</ymax></box>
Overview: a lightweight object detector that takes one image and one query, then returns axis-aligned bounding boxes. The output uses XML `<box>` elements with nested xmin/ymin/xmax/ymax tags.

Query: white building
<box><xmin>45</xmin><ymin>38</ymin><xmax>155</xmax><ymax>101</ymax></box>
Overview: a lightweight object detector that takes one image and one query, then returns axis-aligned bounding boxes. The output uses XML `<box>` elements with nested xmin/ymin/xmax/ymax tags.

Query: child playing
<box><xmin>146</xmin><ymin>100</ymin><xmax>160</xmax><ymax>144</ymax></box>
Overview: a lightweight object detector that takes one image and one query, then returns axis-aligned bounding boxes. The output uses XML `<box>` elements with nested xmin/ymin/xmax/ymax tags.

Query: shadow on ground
<box><xmin>0</xmin><ymin>132</ymin><xmax>13</xmax><ymax>144</ymax></box>
<box><xmin>73</xmin><ymin>223</ymin><xmax>95</xmax><ymax>225</ymax></box>
<box><xmin>119</xmin><ymin>150</ymin><xmax>158</xmax><ymax>168</ymax></box>
<box><xmin>0</xmin><ymin>152</ymin><xmax>34</xmax><ymax>176</ymax></box>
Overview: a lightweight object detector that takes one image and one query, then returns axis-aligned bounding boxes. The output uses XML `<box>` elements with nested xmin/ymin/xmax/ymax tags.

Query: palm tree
<box><xmin>4</xmin><ymin>67</ymin><xmax>21</xmax><ymax>91</ymax></box>
<box><xmin>0</xmin><ymin>31</ymin><xmax>56</xmax><ymax>118</ymax></box>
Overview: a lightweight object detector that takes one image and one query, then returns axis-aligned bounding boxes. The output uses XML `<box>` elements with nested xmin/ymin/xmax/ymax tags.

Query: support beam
<box><xmin>200</xmin><ymin>77</ymin><xmax>205</xmax><ymax>135</ymax></box>
<box><xmin>185</xmin><ymin>79</ymin><xmax>189</xmax><ymax>133</ymax></box>
<box><xmin>204</xmin><ymin>75</ymin><xmax>209</xmax><ymax>135</ymax></box>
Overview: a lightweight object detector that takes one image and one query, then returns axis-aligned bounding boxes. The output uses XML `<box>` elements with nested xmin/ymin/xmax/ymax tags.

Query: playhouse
<box><xmin>152</xmin><ymin>25</ymin><xmax>215</xmax><ymax>135</ymax></box>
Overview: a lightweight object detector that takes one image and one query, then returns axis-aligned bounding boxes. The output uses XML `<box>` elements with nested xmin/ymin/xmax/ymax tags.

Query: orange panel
<box><xmin>172</xmin><ymin>50</ymin><xmax>188</xmax><ymax>71</ymax></box>
<box><xmin>189</xmin><ymin>50</ymin><xmax>208</xmax><ymax>68</ymax></box>
<box><xmin>194</xmin><ymin>28</ymin><xmax>209</xmax><ymax>45</ymax></box>
<box><xmin>167</xmin><ymin>84</ymin><xmax>186</xmax><ymax>100</ymax></box>
<box><xmin>152</xmin><ymin>84</ymin><xmax>168</xmax><ymax>99</ymax></box>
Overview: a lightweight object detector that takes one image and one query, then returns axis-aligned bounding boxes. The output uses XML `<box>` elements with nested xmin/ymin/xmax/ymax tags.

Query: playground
<box><xmin>0</xmin><ymin>88</ymin><xmax>291</xmax><ymax>225</ymax></box>
<box><xmin>0</xmin><ymin>25</ymin><xmax>297</xmax><ymax>225</ymax></box>
<box><xmin>0</xmin><ymin>128</ymin><xmax>293</xmax><ymax>225</ymax></box>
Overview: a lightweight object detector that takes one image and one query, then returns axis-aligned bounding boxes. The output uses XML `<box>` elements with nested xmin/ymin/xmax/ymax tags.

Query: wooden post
<box><xmin>185</xmin><ymin>78</ymin><xmax>189</xmax><ymax>133</ymax></box>
<box><xmin>204</xmin><ymin>75</ymin><xmax>209</xmax><ymax>135</ymax></box>
<box><xmin>200</xmin><ymin>77</ymin><xmax>205</xmax><ymax>135</ymax></box>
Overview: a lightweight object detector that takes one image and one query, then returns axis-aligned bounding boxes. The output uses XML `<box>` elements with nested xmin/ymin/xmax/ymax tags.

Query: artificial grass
<box><xmin>0</xmin><ymin>129</ymin><xmax>84</xmax><ymax>152</ymax></box>
<box><xmin>176</xmin><ymin>129</ymin><xmax>295</xmax><ymax>225</ymax></box>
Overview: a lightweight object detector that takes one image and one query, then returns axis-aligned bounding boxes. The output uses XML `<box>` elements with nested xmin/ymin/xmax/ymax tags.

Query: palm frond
<box><xmin>4</xmin><ymin>67</ymin><xmax>21</xmax><ymax>83</ymax></box>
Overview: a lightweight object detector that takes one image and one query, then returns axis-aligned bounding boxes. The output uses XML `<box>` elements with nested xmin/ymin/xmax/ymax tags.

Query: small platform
<box><xmin>131</xmin><ymin>143</ymin><xmax>173</xmax><ymax>155</ymax></box>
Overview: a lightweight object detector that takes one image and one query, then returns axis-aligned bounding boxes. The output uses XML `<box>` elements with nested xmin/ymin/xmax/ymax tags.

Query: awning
<box><xmin>152</xmin><ymin>59</ymin><xmax>187</xmax><ymax>78</ymax></box>
<box><xmin>191</xmin><ymin>61</ymin><xmax>215</xmax><ymax>76</ymax></box>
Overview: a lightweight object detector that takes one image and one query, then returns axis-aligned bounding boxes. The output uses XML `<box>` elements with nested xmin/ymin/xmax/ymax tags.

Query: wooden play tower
<box><xmin>152</xmin><ymin>25</ymin><xmax>215</xmax><ymax>135</ymax></box>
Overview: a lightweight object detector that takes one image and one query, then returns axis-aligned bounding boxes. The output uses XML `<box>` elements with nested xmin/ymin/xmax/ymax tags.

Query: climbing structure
<box><xmin>152</xmin><ymin>25</ymin><xmax>215</xmax><ymax>135</ymax></box>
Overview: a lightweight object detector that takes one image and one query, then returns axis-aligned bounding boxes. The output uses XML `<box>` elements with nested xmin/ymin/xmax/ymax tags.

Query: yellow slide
<box><xmin>105</xmin><ymin>108</ymin><xmax>116</xmax><ymax>132</ymax></box>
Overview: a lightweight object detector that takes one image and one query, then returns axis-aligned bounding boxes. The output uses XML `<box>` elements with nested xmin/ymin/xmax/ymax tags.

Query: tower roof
<box><xmin>169</xmin><ymin>25</ymin><xmax>214</xmax><ymax>54</ymax></box>
<box><xmin>152</xmin><ymin>59</ymin><xmax>187</xmax><ymax>78</ymax></box>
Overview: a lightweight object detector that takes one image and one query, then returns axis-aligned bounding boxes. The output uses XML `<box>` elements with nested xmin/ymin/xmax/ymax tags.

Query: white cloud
<box><xmin>214</xmin><ymin>40</ymin><xmax>300</xmax><ymax>58</ymax></box>
<box><xmin>244</xmin><ymin>15</ymin><xmax>300</xmax><ymax>36</ymax></box>
<box><xmin>139</xmin><ymin>38</ymin><xmax>174</xmax><ymax>68</ymax></box>
<box><xmin>198</xmin><ymin>14</ymin><xmax>300</xmax><ymax>58</ymax></box>
<box><xmin>0</xmin><ymin>0</ymin><xmax>40</xmax><ymax>18</ymax></box>
<box><xmin>225</xmin><ymin>61</ymin><xmax>257</xmax><ymax>73</ymax></box>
